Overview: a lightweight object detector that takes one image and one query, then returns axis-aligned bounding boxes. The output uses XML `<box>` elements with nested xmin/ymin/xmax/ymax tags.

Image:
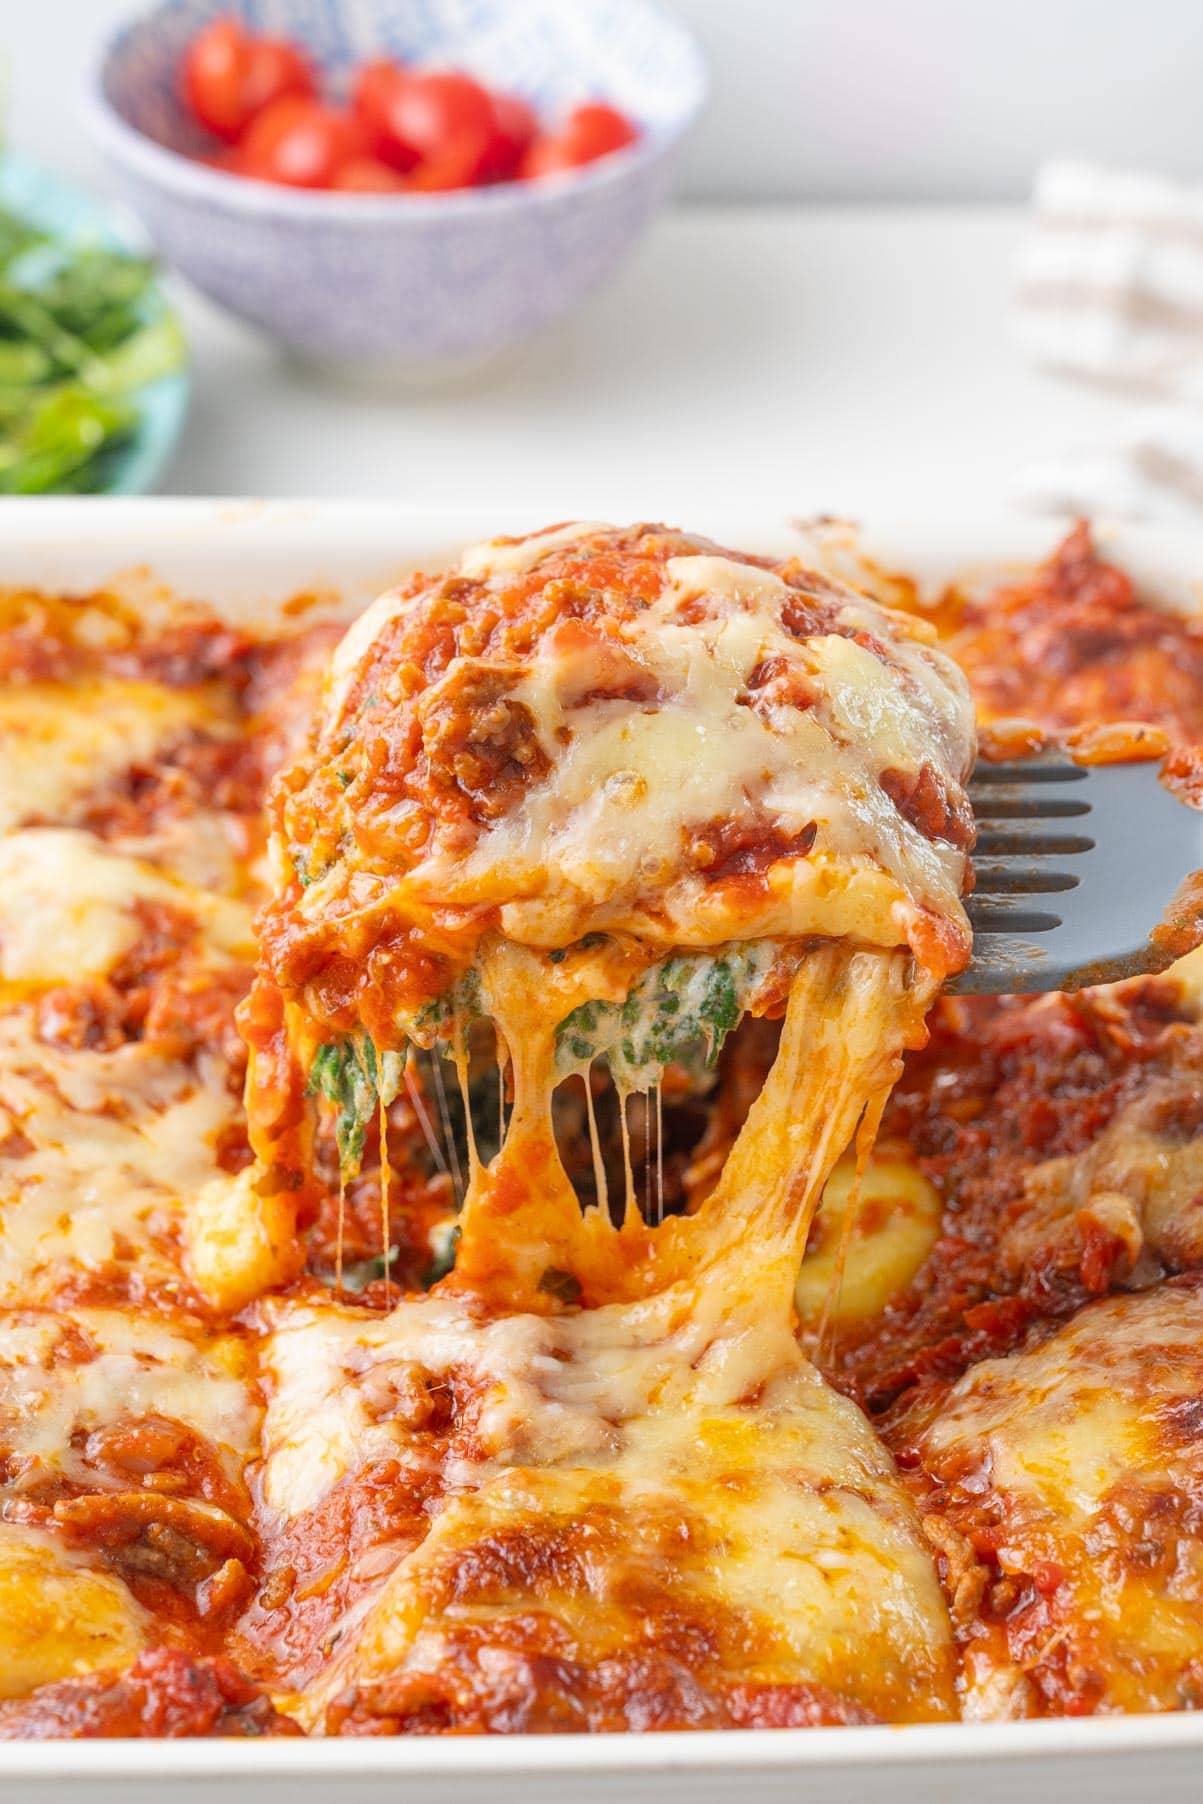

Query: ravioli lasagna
<box><xmin>0</xmin><ymin>519</ymin><xmax>1201</xmax><ymax>1735</ymax></box>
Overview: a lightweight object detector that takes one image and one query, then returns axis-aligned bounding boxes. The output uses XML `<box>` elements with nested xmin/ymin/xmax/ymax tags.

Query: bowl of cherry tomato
<box><xmin>90</xmin><ymin>0</ymin><xmax>707</xmax><ymax>369</ymax></box>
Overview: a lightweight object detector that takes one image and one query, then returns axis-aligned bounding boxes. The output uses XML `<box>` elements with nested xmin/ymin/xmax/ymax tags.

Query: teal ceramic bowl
<box><xmin>0</xmin><ymin>155</ymin><xmax>189</xmax><ymax>494</ymax></box>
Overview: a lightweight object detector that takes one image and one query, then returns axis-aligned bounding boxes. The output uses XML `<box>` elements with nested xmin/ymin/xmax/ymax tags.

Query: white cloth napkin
<box><xmin>1013</xmin><ymin>161</ymin><xmax>1203</xmax><ymax>520</ymax></box>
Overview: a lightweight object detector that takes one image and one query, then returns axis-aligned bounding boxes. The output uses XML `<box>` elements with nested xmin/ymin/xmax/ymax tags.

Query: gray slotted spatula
<box><xmin>951</xmin><ymin>756</ymin><xmax>1203</xmax><ymax>995</ymax></box>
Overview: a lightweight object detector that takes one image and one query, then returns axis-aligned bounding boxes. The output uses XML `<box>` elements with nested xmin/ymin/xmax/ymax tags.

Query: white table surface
<box><xmin>160</xmin><ymin>201</ymin><xmax>1125</xmax><ymax>524</ymax></box>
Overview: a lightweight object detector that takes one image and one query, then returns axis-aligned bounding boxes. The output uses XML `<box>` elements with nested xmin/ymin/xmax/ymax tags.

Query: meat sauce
<box><xmin>815</xmin><ymin>523</ymin><xmax>1203</xmax><ymax>1428</ymax></box>
<box><xmin>0</xmin><ymin>1649</ymin><xmax>298</xmax><ymax>1739</ymax></box>
<box><xmin>939</xmin><ymin>519</ymin><xmax>1203</xmax><ymax>741</ymax></box>
<box><xmin>828</xmin><ymin>977</ymin><xmax>1203</xmax><ymax>1417</ymax></box>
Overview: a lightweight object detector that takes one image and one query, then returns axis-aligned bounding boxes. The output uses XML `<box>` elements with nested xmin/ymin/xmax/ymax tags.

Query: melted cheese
<box><xmin>257</xmin><ymin>946</ymin><xmax>953</xmax><ymax>1726</ymax></box>
<box><xmin>921</xmin><ymin>1288</ymin><xmax>1203</xmax><ymax>1513</ymax></box>
<box><xmin>1000</xmin><ymin>1051</ymin><xmax>1203</xmax><ymax>1283</ymax></box>
<box><xmin>0</xmin><ymin>680</ymin><xmax>217</xmax><ymax>835</ymax></box>
<box><xmin>326</xmin><ymin>542</ymin><xmax>974</xmax><ymax>961</ymax></box>
<box><xmin>0</xmin><ymin>1308</ymin><xmax>258</xmax><ymax>1489</ymax></box>
<box><xmin>308</xmin><ymin>1392</ymin><xmax>952</xmax><ymax>1728</ymax></box>
<box><xmin>0</xmin><ymin>829</ymin><xmax>254</xmax><ymax>984</ymax></box>
<box><xmin>185</xmin><ymin>1167</ymin><xmax>303</xmax><ymax>1314</ymax></box>
<box><xmin>112</xmin><ymin>810</ymin><xmax>251</xmax><ymax>898</ymax></box>
<box><xmin>918</xmin><ymin>1284</ymin><xmax>1203</xmax><ymax>1718</ymax></box>
<box><xmin>263</xmin><ymin>1270</ymin><xmax>955</xmax><ymax>1728</ymax></box>
<box><xmin>0</xmin><ymin>1524</ymin><xmax>147</xmax><ymax>1699</ymax></box>
<box><xmin>0</xmin><ymin>1019</ymin><xmax>238</xmax><ymax>1304</ymax></box>
<box><xmin>456</xmin><ymin>522</ymin><xmax>609</xmax><ymax>582</ymax></box>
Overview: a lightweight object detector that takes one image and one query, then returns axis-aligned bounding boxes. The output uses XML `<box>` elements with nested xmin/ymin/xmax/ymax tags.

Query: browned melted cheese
<box><xmin>232</xmin><ymin>522</ymin><xmax>977</xmax><ymax>1728</ymax></box>
<box><xmin>901</xmin><ymin>1280</ymin><xmax>1203</xmax><ymax>1718</ymax></box>
<box><xmin>0</xmin><ymin>586</ymin><xmax>335</xmax><ymax>1735</ymax></box>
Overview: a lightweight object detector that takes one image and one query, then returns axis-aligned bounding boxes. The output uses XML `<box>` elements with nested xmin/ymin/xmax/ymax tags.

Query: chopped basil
<box><xmin>307</xmin><ymin>1034</ymin><xmax>405</xmax><ymax>1173</ymax></box>
<box><xmin>554</xmin><ymin>943</ymin><xmax>781</xmax><ymax>1090</ymax></box>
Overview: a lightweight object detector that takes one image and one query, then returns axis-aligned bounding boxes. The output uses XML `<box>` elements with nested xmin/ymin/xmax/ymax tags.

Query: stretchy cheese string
<box><xmin>618</xmin><ymin>1092</ymin><xmax>636</xmax><ymax>1230</ymax></box>
<box><xmin>284</xmin><ymin>943</ymin><xmax>953</xmax><ymax>1735</ymax></box>
<box><xmin>430</xmin><ymin>1055</ymin><xmax>463</xmax><ymax>1206</ymax></box>
<box><xmin>403</xmin><ymin>1062</ymin><xmax>447</xmax><ymax>1181</ymax></box>
<box><xmin>335</xmin><ymin>1169</ymin><xmax>346</xmax><ymax>1296</ymax></box>
<box><xmin>377</xmin><ymin>1087</ymin><xmax>392</xmax><ymax>1308</ymax></box>
<box><xmin>684</xmin><ymin>945</ymin><xmax>933</xmax><ymax>1320</ymax></box>
<box><xmin>452</xmin><ymin>1043</ymin><xmax>478</xmax><ymax>1180</ymax></box>
<box><xmin>815</xmin><ymin>1089</ymin><xmax>888</xmax><ymax>1362</ymax></box>
<box><xmin>583</xmin><ymin>1071</ymin><xmax>608</xmax><ymax>1221</ymax></box>
<box><xmin>654</xmin><ymin>1082</ymin><xmax>665</xmax><ymax>1228</ymax></box>
<box><xmin>445</xmin><ymin>940</ymin><xmax>932</xmax><ymax>1318</ymax></box>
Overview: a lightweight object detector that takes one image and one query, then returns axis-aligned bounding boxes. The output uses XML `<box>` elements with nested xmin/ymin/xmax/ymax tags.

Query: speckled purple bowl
<box><xmin>89</xmin><ymin>0</ymin><xmax>707</xmax><ymax>370</ymax></box>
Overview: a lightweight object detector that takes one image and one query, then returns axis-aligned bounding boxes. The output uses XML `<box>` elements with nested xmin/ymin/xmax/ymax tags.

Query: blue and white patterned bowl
<box><xmin>90</xmin><ymin>0</ymin><xmax>708</xmax><ymax>369</ymax></box>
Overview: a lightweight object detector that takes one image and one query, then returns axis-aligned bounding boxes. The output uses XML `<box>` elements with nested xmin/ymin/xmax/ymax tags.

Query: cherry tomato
<box><xmin>351</xmin><ymin>59</ymin><xmax>417</xmax><ymax>168</ymax></box>
<box><xmin>239</xmin><ymin>98</ymin><xmax>366</xmax><ymax>188</ymax></box>
<box><xmin>331</xmin><ymin>156</ymin><xmax>408</xmax><ymax>193</ymax></box>
<box><xmin>481</xmin><ymin>91</ymin><xmax>538</xmax><ymax>180</ymax></box>
<box><xmin>371</xmin><ymin>70</ymin><xmax>498</xmax><ymax>183</ymax></box>
<box><xmin>181</xmin><ymin>17</ymin><xmax>316</xmax><ymax>143</ymax></box>
<box><xmin>409</xmin><ymin>138</ymin><xmax>494</xmax><ymax>190</ymax></box>
<box><xmin>181</xmin><ymin>17</ymin><xmax>253</xmax><ymax>143</ymax></box>
<box><xmin>520</xmin><ymin>102</ymin><xmax>639</xmax><ymax>179</ymax></box>
<box><xmin>241</xmin><ymin>37</ymin><xmax>316</xmax><ymax>119</ymax></box>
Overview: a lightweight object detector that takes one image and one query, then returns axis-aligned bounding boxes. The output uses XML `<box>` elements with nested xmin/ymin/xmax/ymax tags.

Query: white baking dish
<box><xmin>2</xmin><ymin>497</ymin><xmax>1202</xmax><ymax>1804</ymax></box>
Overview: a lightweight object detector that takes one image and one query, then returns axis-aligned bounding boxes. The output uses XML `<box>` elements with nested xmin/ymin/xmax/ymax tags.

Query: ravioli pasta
<box><xmin>1</xmin><ymin>521</ymin><xmax>1202</xmax><ymax>1735</ymax></box>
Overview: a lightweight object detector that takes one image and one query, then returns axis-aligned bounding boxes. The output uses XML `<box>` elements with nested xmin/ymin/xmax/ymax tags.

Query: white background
<box><xmin>6</xmin><ymin>0</ymin><xmax>1203</xmax><ymax>203</ymax></box>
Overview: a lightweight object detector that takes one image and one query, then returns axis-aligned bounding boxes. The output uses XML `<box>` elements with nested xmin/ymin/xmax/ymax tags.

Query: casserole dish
<box><xmin>1</xmin><ymin>498</ymin><xmax>1203</xmax><ymax>1802</ymax></box>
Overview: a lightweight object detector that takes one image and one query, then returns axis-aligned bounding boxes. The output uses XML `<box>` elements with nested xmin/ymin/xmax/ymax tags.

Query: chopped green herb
<box><xmin>0</xmin><ymin>208</ymin><xmax>185</xmax><ymax>495</ymax></box>
<box><xmin>289</xmin><ymin>847</ymin><xmax>313</xmax><ymax>888</ymax></box>
<box><xmin>407</xmin><ymin>1047</ymin><xmax>504</xmax><ymax>1178</ymax></box>
<box><xmin>290</xmin><ymin>843</ymin><xmax>337</xmax><ymax>889</ymax></box>
<box><xmin>698</xmin><ymin>958</ymin><xmax>741</xmax><ymax>1051</ymax></box>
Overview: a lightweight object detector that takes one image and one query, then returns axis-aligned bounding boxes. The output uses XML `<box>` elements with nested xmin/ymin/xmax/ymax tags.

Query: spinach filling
<box><xmin>409</xmin><ymin>969</ymin><xmax>483</xmax><ymax>1048</ymax></box>
<box><xmin>307</xmin><ymin>1034</ymin><xmax>406</xmax><ymax>1172</ymax></box>
<box><xmin>307</xmin><ymin>944</ymin><xmax>781</xmax><ymax>1182</ymax></box>
<box><xmin>554</xmin><ymin>943</ymin><xmax>781</xmax><ymax>1090</ymax></box>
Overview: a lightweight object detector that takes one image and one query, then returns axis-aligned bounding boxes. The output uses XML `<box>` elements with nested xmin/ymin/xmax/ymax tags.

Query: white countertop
<box><xmin>162</xmin><ymin>202</ymin><xmax>1123</xmax><ymax>521</ymax></box>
